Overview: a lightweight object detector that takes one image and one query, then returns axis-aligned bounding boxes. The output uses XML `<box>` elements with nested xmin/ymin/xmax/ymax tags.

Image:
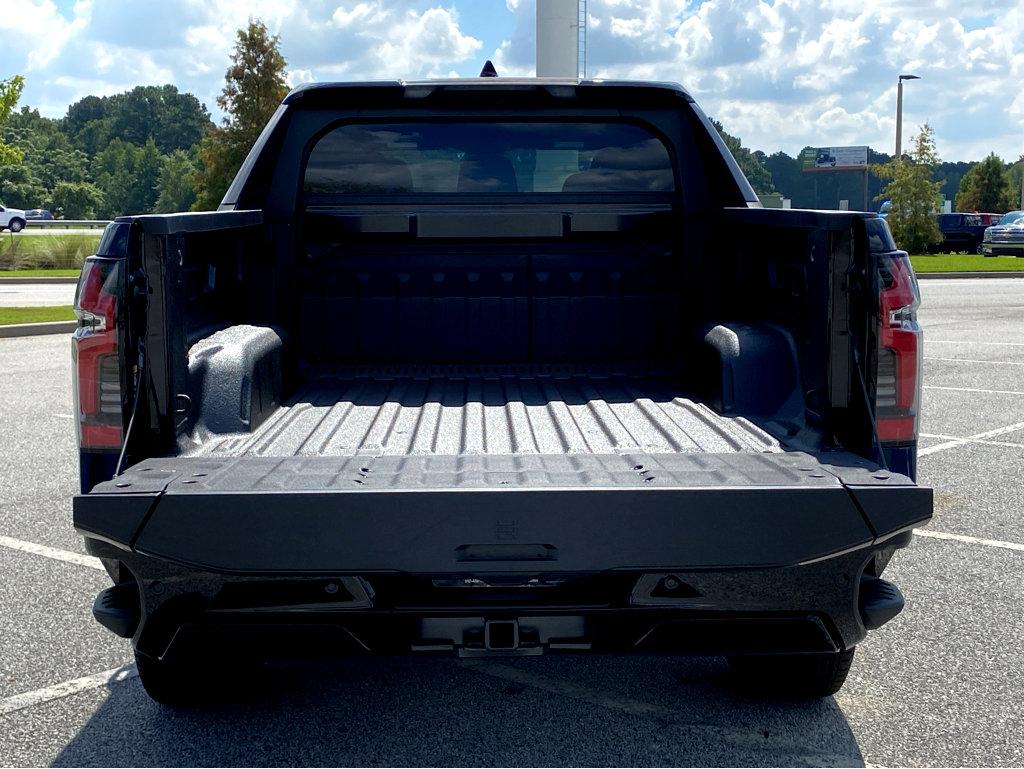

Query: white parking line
<box><xmin>925</xmin><ymin>357</ymin><xmax>1024</xmax><ymax>366</ymax></box>
<box><xmin>0</xmin><ymin>666</ymin><xmax>137</xmax><ymax>717</ymax></box>
<box><xmin>928</xmin><ymin>340</ymin><xmax>1024</xmax><ymax>347</ymax></box>
<box><xmin>918</xmin><ymin>421</ymin><xmax>1024</xmax><ymax>457</ymax></box>
<box><xmin>0</xmin><ymin>535</ymin><xmax>105</xmax><ymax>571</ymax></box>
<box><xmin>915</xmin><ymin>529</ymin><xmax>1024</xmax><ymax>553</ymax></box>
<box><xmin>924</xmin><ymin>385</ymin><xmax>1024</xmax><ymax>396</ymax></box>
<box><xmin>920</xmin><ymin>432</ymin><xmax>1024</xmax><ymax>450</ymax></box>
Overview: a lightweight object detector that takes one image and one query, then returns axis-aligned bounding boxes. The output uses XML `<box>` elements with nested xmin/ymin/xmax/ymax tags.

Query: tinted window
<box><xmin>866</xmin><ymin>217</ymin><xmax>897</xmax><ymax>252</ymax></box>
<box><xmin>304</xmin><ymin>122</ymin><xmax>675</xmax><ymax>196</ymax></box>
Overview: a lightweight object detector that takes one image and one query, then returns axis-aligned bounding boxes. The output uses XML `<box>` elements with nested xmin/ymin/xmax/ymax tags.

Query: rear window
<box><xmin>304</xmin><ymin>122</ymin><xmax>675</xmax><ymax>197</ymax></box>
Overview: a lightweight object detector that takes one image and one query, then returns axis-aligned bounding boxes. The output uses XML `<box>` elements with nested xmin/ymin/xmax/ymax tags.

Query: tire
<box><xmin>134</xmin><ymin>650</ymin><xmax>220</xmax><ymax>706</ymax></box>
<box><xmin>8</xmin><ymin>218</ymin><xmax>24</xmax><ymax>233</ymax></box>
<box><xmin>727</xmin><ymin>648</ymin><xmax>855</xmax><ymax>698</ymax></box>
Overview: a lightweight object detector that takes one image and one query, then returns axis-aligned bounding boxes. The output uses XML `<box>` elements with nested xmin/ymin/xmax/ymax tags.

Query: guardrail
<box><xmin>24</xmin><ymin>220</ymin><xmax>111</xmax><ymax>229</ymax></box>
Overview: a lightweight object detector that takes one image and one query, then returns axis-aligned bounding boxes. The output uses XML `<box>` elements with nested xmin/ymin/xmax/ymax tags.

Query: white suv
<box><xmin>0</xmin><ymin>203</ymin><xmax>27</xmax><ymax>232</ymax></box>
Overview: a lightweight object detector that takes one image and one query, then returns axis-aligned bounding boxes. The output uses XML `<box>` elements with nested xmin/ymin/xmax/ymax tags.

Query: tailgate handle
<box><xmin>455</xmin><ymin>544</ymin><xmax>557</xmax><ymax>562</ymax></box>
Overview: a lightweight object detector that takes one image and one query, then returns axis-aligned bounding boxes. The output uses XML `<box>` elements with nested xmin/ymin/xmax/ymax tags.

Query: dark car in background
<box><xmin>982</xmin><ymin>210</ymin><xmax>1024</xmax><ymax>256</ymax></box>
<box><xmin>25</xmin><ymin>209</ymin><xmax>54</xmax><ymax>220</ymax></box>
<box><xmin>930</xmin><ymin>212</ymin><xmax>1002</xmax><ymax>254</ymax></box>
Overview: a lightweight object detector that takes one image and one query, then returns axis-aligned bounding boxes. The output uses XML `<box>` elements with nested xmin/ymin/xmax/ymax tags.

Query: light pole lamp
<box><xmin>895</xmin><ymin>74</ymin><xmax>920</xmax><ymax>160</ymax></box>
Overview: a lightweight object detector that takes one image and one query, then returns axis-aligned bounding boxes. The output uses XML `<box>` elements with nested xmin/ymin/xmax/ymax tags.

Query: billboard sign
<box><xmin>801</xmin><ymin>146</ymin><xmax>868</xmax><ymax>171</ymax></box>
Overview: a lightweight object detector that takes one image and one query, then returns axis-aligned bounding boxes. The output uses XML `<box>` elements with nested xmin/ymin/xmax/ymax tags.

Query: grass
<box><xmin>0</xmin><ymin>268</ymin><xmax>81</xmax><ymax>278</ymax></box>
<box><xmin>0</xmin><ymin>306</ymin><xmax>76</xmax><ymax>325</ymax></box>
<box><xmin>909</xmin><ymin>254</ymin><xmax>1024</xmax><ymax>273</ymax></box>
<box><xmin>0</xmin><ymin>232</ymin><xmax>101</xmax><ymax>272</ymax></box>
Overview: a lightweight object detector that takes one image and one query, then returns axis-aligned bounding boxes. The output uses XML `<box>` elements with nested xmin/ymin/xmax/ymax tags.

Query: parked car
<box><xmin>71</xmin><ymin>77</ymin><xmax>932</xmax><ymax>705</ymax></box>
<box><xmin>981</xmin><ymin>210</ymin><xmax>1024</xmax><ymax>256</ymax></box>
<box><xmin>930</xmin><ymin>212</ymin><xmax>1003</xmax><ymax>254</ymax></box>
<box><xmin>0</xmin><ymin>202</ymin><xmax>27</xmax><ymax>232</ymax></box>
<box><xmin>25</xmin><ymin>209</ymin><xmax>54</xmax><ymax>220</ymax></box>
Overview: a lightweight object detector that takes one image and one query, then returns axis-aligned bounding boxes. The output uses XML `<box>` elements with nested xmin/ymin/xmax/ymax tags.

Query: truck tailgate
<box><xmin>75</xmin><ymin>451</ymin><xmax>931</xmax><ymax>574</ymax></box>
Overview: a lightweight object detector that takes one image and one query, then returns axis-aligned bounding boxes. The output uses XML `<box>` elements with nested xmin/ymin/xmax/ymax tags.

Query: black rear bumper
<box><xmin>75</xmin><ymin>451</ymin><xmax>931</xmax><ymax>659</ymax></box>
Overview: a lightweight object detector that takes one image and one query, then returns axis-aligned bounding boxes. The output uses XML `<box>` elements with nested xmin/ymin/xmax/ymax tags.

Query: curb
<box><xmin>0</xmin><ymin>276</ymin><xmax>79</xmax><ymax>284</ymax></box>
<box><xmin>0</xmin><ymin>321</ymin><xmax>77</xmax><ymax>338</ymax></box>
<box><xmin>917</xmin><ymin>271</ymin><xmax>1024</xmax><ymax>280</ymax></box>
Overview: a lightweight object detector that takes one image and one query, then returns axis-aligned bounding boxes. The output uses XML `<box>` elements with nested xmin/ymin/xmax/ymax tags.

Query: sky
<box><xmin>1</xmin><ymin>0</ymin><xmax>1022</xmax><ymax>162</ymax></box>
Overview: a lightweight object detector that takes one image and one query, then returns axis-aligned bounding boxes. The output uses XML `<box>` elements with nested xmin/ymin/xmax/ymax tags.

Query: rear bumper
<box><xmin>85</xmin><ymin>534</ymin><xmax>911</xmax><ymax>660</ymax></box>
<box><xmin>75</xmin><ymin>451</ymin><xmax>930</xmax><ymax>659</ymax></box>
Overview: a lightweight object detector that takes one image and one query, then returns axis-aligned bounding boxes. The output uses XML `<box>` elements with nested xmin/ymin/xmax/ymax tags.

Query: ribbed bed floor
<box><xmin>195</xmin><ymin>365</ymin><xmax>782</xmax><ymax>458</ymax></box>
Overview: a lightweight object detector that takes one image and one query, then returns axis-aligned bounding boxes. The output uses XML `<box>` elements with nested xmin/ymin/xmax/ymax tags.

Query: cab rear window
<box><xmin>303</xmin><ymin>122</ymin><xmax>675</xmax><ymax>197</ymax></box>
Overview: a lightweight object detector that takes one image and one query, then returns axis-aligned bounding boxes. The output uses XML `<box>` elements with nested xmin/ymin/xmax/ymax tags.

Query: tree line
<box><xmin>0</xmin><ymin>20</ymin><xmax>287</xmax><ymax>219</ymax></box>
<box><xmin>1</xmin><ymin>18</ymin><xmax>1021</xmax><ymax>232</ymax></box>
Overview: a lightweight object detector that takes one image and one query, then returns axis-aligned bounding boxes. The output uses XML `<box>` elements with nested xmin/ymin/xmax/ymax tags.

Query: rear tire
<box><xmin>134</xmin><ymin>650</ymin><xmax>219</xmax><ymax>706</ymax></box>
<box><xmin>727</xmin><ymin>648</ymin><xmax>855</xmax><ymax>698</ymax></box>
<box><xmin>8</xmin><ymin>218</ymin><xmax>24</xmax><ymax>233</ymax></box>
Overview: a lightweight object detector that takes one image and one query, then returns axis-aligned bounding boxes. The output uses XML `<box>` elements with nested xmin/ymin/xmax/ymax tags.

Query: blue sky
<box><xmin>3</xmin><ymin>0</ymin><xmax>1023</xmax><ymax>161</ymax></box>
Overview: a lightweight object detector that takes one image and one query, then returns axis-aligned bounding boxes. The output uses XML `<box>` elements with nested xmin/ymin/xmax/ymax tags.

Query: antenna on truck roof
<box><xmin>479</xmin><ymin>60</ymin><xmax>499</xmax><ymax>78</ymax></box>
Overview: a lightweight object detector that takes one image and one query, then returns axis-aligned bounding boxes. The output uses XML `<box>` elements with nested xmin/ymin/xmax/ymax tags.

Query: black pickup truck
<box><xmin>71</xmin><ymin>79</ymin><xmax>932</xmax><ymax>704</ymax></box>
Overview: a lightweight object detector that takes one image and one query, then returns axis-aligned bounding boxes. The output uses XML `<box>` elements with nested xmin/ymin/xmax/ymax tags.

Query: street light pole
<box><xmin>894</xmin><ymin>74</ymin><xmax>920</xmax><ymax>159</ymax></box>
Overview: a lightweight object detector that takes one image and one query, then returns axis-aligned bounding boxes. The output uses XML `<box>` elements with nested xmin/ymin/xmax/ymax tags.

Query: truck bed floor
<box><xmin>192</xmin><ymin>365</ymin><xmax>781</xmax><ymax>458</ymax></box>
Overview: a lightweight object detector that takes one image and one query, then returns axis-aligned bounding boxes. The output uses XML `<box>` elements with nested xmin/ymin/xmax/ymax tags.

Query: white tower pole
<box><xmin>536</xmin><ymin>0</ymin><xmax>581</xmax><ymax>77</ymax></box>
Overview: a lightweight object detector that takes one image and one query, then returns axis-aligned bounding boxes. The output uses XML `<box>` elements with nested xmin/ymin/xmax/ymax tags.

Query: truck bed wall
<box><xmin>296</xmin><ymin>236</ymin><xmax>683</xmax><ymax>367</ymax></box>
<box><xmin>134</xmin><ymin>208</ymin><xmax>868</xmax><ymax>461</ymax></box>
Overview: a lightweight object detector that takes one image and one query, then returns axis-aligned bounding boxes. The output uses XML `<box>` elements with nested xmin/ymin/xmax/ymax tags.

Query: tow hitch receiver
<box><xmin>485</xmin><ymin>620</ymin><xmax>519</xmax><ymax>650</ymax></box>
<box><xmin>413</xmin><ymin>616</ymin><xmax>589</xmax><ymax>656</ymax></box>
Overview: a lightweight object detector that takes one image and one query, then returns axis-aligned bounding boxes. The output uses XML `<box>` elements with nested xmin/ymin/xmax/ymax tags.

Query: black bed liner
<box><xmin>189</xmin><ymin>365</ymin><xmax>780</xmax><ymax>458</ymax></box>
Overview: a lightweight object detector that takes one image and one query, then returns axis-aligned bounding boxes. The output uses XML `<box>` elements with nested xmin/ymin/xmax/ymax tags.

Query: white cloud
<box><xmin>1</xmin><ymin>0</ymin><xmax>1022</xmax><ymax>162</ymax></box>
<box><xmin>491</xmin><ymin>0</ymin><xmax>1024</xmax><ymax>160</ymax></box>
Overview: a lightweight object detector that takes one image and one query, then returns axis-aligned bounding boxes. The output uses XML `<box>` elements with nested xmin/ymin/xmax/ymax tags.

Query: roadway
<box><xmin>0</xmin><ymin>278</ymin><xmax>1022</xmax><ymax>766</ymax></box>
<box><xmin>0</xmin><ymin>283</ymin><xmax>77</xmax><ymax>307</ymax></box>
<box><xmin>5</xmin><ymin>228</ymin><xmax>103</xmax><ymax>237</ymax></box>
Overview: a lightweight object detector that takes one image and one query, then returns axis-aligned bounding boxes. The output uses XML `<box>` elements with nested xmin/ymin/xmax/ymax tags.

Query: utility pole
<box><xmin>894</xmin><ymin>74</ymin><xmax>920</xmax><ymax>159</ymax></box>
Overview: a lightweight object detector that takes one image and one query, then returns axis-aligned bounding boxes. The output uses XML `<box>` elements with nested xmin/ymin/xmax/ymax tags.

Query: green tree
<box><xmin>0</xmin><ymin>164</ymin><xmax>46</xmax><ymax>208</ymax></box>
<box><xmin>48</xmin><ymin>180</ymin><xmax>105</xmax><ymax>218</ymax></box>
<box><xmin>711</xmin><ymin>119</ymin><xmax>774</xmax><ymax>195</ymax></box>
<box><xmin>0</xmin><ymin>74</ymin><xmax>25</xmax><ymax>167</ymax></box>
<box><xmin>193</xmin><ymin>19</ymin><xmax>289</xmax><ymax>210</ymax></box>
<box><xmin>872</xmin><ymin>124</ymin><xmax>943</xmax><ymax>253</ymax></box>
<box><xmin>955</xmin><ymin>153</ymin><xmax>1015</xmax><ymax>213</ymax></box>
<box><xmin>92</xmin><ymin>137</ymin><xmax>163</xmax><ymax>217</ymax></box>
<box><xmin>1011</xmin><ymin>157</ymin><xmax>1024</xmax><ymax>211</ymax></box>
<box><xmin>154</xmin><ymin>149</ymin><xmax>198</xmax><ymax>212</ymax></box>
<box><xmin>65</xmin><ymin>86</ymin><xmax>211</xmax><ymax>155</ymax></box>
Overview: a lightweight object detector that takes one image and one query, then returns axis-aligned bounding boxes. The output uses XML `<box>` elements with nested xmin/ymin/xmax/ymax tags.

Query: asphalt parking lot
<box><xmin>1</xmin><ymin>277</ymin><xmax>1022</xmax><ymax>767</ymax></box>
<box><xmin>0</xmin><ymin>283</ymin><xmax>76</xmax><ymax>308</ymax></box>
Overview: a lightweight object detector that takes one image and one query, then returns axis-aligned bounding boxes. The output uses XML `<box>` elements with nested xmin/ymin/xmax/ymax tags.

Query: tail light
<box><xmin>72</xmin><ymin>256</ymin><xmax>125</xmax><ymax>450</ymax></box>
<box><xmin>875</xmin><ymin>252</ymin><xmax>921</xmax><ymax>443</ymax></box>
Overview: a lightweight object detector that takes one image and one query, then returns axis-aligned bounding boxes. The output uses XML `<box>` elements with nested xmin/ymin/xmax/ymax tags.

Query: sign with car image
<box><xmin>801</xmin><ymin>146</ymin><xmax>868</xmax><ymax>171</ymax></box>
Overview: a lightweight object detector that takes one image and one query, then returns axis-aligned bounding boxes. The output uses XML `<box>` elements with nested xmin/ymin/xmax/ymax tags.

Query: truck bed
<box><xmin>191</xmin><ymin>365</ymin><xmax>781</xmax><ymax>459</ymax></box>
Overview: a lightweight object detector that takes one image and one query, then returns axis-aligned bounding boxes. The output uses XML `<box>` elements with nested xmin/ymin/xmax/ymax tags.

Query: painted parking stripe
<box><xmin>918</xmin><ymin>421</ymin><xmax>1024</xmax><ymax>457</ymax></box>
<box><xmin>925</xmin><ymin>357</ymin><xmax>1024</xmax><ymax>366</ymax></box>
<box><xmin>0</xmin><ymin>666</ymin><xmax>137</xmax><ymax>717</ymax></box>
<box><xmin>928</xmin><ymin>340</ymin><xmax>1024</xmax><ymax>347</ymax></box>
<box><xmin>920</xmin><ymin>432</ymin><xmax>1024</xmax><ymax>450</ymax></box>
<box><xmin>0</xmin><ymin>535</ymin><xmax>105</xmax><ymax>571</ymax></box>
<box><xmin>915</xmin><ymin>529</ymin><xmax>1024</xmax><ymax>553</ymax></box>
<box><xmin>924</xmin><ymin>385</ymin><xmax>1024</xmax><ymax>396</ymax></box>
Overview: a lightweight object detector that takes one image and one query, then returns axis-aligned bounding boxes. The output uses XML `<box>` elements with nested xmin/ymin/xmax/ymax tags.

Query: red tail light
<box><xmin>73</xmin><ymin>257</ymin><xmax>125</xmax><ymax>450</ymax></box>
<box><xmin>875</xmin><ymin>252</ymin><xmax>921</xmax><ymax>443</ymax></box>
